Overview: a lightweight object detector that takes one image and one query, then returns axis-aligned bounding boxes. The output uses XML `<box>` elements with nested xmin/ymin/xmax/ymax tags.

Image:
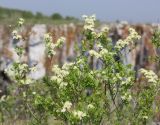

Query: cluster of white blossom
<box><xmin>44</xmin><ymin>33</ymin><xmax>56</xmax><ymax>57</ymax></box>
<box><xmin>140</xmin><ymin>68</ymin><xmax>158</xmax><ymax>84</ymax></box>
<box><xmin>56</xmin><ymin>37</ymin><xmax>66</xmax><ymax>47</ymax></box>
<box><xmin>12</xmin><ymin>30</ymin><xmax>22</xmax><ymax>40</ymax></box>
<box><xmin>44</xmin><ymin>33</ymin><xmax>52</xmax><ymax>43</ymax></box>
<box><xmin>53</xmin><ymin>65</ymin><xmax>70</xmax><ymax>77</ymax></box>
<box><xmin>73</xmin><ymin>110</ymin><xmax>86</xmax><ymax>120</ymax></box>
<box><xmin>121</xmin><ymin>77</ymin><xmax>132</xmax><ymax>86</ymax></box>
<box><xmin>96</xmin><ymin>25</ymin><xmax>110</xmax><ymax>38</ymax></box>
<box><xmin>99</xmin><ymin>48</ymin><xmax>109</xmax><ymax>57</ymax></box>
<box><xmin>5</xmin><ymin>62</ymin><xmax>27</xmax><ymax>78</ymax></box>
<box><xmin>115</xmin><ymin>28</ymin><xmax>141</xmax><ymax>50</ymax></box>
<box><xmin>44</xmin><ymin>34</ymin><xmax>65</xmax><ymax>57</ymax></box>
<box><xmin>82</xmin><ymin>15</ymin><xmax>96</xmax><ymax>31</ymax></box>
<box><xmin>59</xmin><ymin>82</ymin><xmax>68</xmax><ymax>89</ymax></box>
<box><xmin>5</xmin><ymin>63</ymin><xmax>33</xmax><ymax>85</ymax></box>
<box><xmin>89</xmin><ymin>47</ymin><xmax>110</xmax><ymax>59</ymax></box>
<box><xmin>51</xmin><ymin>64</ymin><xmax>71</xmax><ymax>88</ymax></box>
<box><xmin>87</xmin><ymin>104</ymin><xmax>94</xmax><ymax>109</ymax></box>
<box><xmin>61</xmin><ymin>101</ymin><xmax>72</xmax><ymax>112</ymax></box>
<box><xmin>62</xmin><ymin>62</ymin><xmax>74</xmax><ymax>70</ymax></box>
<box><xmin>101</xmin><ymin>25</ymin><xmax>109</xmax><ymax>33</ymax></box>
<box><xmin>0</xmin><ymin>95</ymin><xmax>6</xmax><ymax>102</ymax></box>
<box><xmin>121</xmin><ymin>92</ymin><xmax>132</xmax><ymax>101</ymax></box>
<box><xmin>18</xmin><ymin>18</ymin><xmax>25</xmax><ymax>26</ymax></box>
<box><xmin>89</xmin><ymin>50</ymin><xmax>101</xmax><ymax>58</ymax></box>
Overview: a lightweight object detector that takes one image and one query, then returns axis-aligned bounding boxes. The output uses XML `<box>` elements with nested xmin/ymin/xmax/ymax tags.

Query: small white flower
<box><xmin>89</xmin><ymin>50</ymin><xmax>101</xmax><ymax>58</ymax></box>
<box><xmin>12</xmin><ymin>30</ymin><xmax>22</xmax><ymax>40</ymax></box>
<box><xmin>73</xmin><ymin>110</ymin><xmax>86</xmax><ymax>120</ymax></box>
<box><xmin>59</xmin><ymin>82</ymin><xmax>68</xmax><ymax>89</ymax></box>
<box><xmin>25</xmin><ymin>78</ymin><xmax>32</xmax><ymax>85</ymax></box>
<box><xmin>101</xmin><ymin>25</ymin><xmax>109</xmax><ymax>33</ymax></box>
<box><xmin>99</xmin><ymin>48</ymin><xmax>108</xmax><ymax>57</ymax></box>
<box><xmin>18</xmin><ymin>18</ymin><xmax>24</xmax><ymax>25</ymax></box>
<box><xmin>82</xmin><ymin>15</ymin><xmax>96</xmax><ymax>31</ymax></box>
<box><xmin>56</xmin><ymin>37</ymin><xmax>65</xmax><ymax>47</ymax></box>
<box><xmin>52</xmin><ymin>65</ymin><xmax>61</xmax><ymax>74</ymax></box>
<box><xmin>61</xmin><ymin>101</ymin><xmax>72</xmax><ymax>112</ymax></box>
<box><xmin>51</xmin><ymin>76</ymin><xmax>58</xmax><ymax>81</ymax></box>
<box><xmin>140</xmin><ymin>68</ymin><xmax>158</xmax><ymax>84</ymax></box>
<box><xmin>62</xmin><ymin>62</ymin><xmax>74</xmax><ymax>70</ymax></box>
<box><xmin>87</xmin><ymin>104</ymin><xmax>94</xmax><ymax>109</ymax></box>
<box><xmin>121</xmin><ymin>92</ymin><xmax>132</xmax><ymax>101</ymax></box>
<box><xmin>44</xmin><ymin>33</ymin><xmax>56</xmax><ymax>57</ymax></box>
<box><xmin>142</xmin><ymin>115</ymin><xmax>149</xmax><ymax>119</ymax></box>
<box><xmin>44</xmin><ymin>33</ymin><xmax>52</xmax><ymax>43</ymax></box>
<box><xmin>0</xmin><ymin>95</ymin><xmax>6</xmax><ymax>102</ymax></box>
<box><xmin>12</xmin><ymin>30</ymin><xmax>18</xmax><ymax>35</ymax></box>
<box><xmin>32</xmin><ymin>92</ymin><xmax>36</xmax><ymax>95</ymax></box>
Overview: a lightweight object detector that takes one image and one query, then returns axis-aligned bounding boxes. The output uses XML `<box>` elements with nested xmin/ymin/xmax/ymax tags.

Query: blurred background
<box><xmin>0</xmin><ymin>0</ymin><xmax>160</xmax><ymax>24</ymax></box>
<box><xmin>0</xmin><ymin>0</ymin><xmax>160</xmax><ymax>78</ymax></box>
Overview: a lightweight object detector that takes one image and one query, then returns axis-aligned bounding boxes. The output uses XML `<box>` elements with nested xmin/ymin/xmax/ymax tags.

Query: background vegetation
<box><xmin>0</xmin><ymin>6</ymin><xmax>79</xmax><ymax>25</ymax></box>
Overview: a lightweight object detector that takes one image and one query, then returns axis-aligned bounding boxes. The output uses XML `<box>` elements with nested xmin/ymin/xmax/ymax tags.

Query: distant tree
<box><xmin>65</xmin><ymin>16</ymin><xmax>77</xmax><ymax>21</ymax></box>
<box><xmin>51</xmin><ymin>13</ymin><xmax>63</xmax><ymax>20</ymax></box>
<box><xmin>22</xmin><ymin>11</ymin><xmax>34</xmax><ymax>19</ymax></box>
<box><xmin>36</xmin><ymin>12</ymin><xmax>44</xmax><ymax>19</ymax></box>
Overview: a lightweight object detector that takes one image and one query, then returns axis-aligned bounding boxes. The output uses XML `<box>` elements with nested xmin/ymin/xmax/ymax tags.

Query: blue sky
<box><xmin>0</xmin><ymin>0</ymin><xmax>160</xmax><ymax>23</ymax></box>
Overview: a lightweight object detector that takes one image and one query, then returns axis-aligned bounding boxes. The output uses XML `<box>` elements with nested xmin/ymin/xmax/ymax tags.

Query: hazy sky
<box><xmin>0</xmin><ymin>0</ymin><xmax>160</xmax><ymax>23</ymax></box>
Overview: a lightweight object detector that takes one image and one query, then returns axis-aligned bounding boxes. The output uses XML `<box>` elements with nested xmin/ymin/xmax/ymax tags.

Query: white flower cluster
<box><xmin>44</xmin><ymin>33</ymin><xmax>56</xmax><ymax>57</ymax></box>
<box><xmin>0</xmin><ymin>95</ymin><xmax>6</xmax><ymax>102</ymax></box>
<box><xmin>12</xmin><ymin>30</ymin><xmax>22</xmax><ymax>40</ymax></box>
<box><xmin>44</xmin><ymin>34</ymin><xmax>65</xmax><ymax>57</ymax></box>
<box><xmin>5</xmin><ymin>63</ymin><xmax>33</xmax><ymax>85</ymax></box>
<box><xmin>121</xmin><ymin>92</ymin><xmax>132</xmax><ymax>101</ymax></box>
<box><xmin>18</xmin><ymin>18</ymin><xmax>25</xmax><ymax>26</ymax></box>
<box><xmin>56</xmin><ymin>37</ymin><xmax>66</xmax><ymax>47</ymax></box>
<box><xmin>73</xmin><ymin>110</ymin><xmax>86</xmax><ymax>120</ymax></box>
<box><xmin>62</xmin><ymin>62</ymin><xmax>74</xmax><ymax>70</ymax></box>
<box><xmin>140</xmin><ymin>68</ymin><xmax>158</xmax><ymax>84</ymax></box>
<box><xmin>44</xmin><ymin>33</ymin><xmax>52</xmax><ymax>43</ymax></box>
<box><xmin>89</xmin><ymin>47</ymin><xmax>109</xmax><ymax>59</ymax></box>
<box><xmin>115</xmin><ymin>28</ymin><xmax>141</xmax><ymax>50</ymax></box>
<box><xmin>121</xmin><ymin>77</ymin><xmax>132</xmax><ymax>86</ymax></box>
<box><xmin>5</xmin><ymin>63</ymin><xmax>27</xmax><ymax>78</ymax></box>
<box><xmin>89</xmin><ymin>50</ymin><xmax>101</xmax><ymax>58</ymax></box>
<box><xmin>51</xmin><ymin>65</ymin><xmax>70</xmax><ymax>88</ymax></box>
<box><xmin>53</xmin><ymin>65</ymin><xmax>70</xmax><ymax>77</ymax></box>
<box><xmin>82</xmin><ymin>15</ymin><xmax>96</xmax><ymax>31</ymax></box>
<box><xmin>61</xmin><ymin>101</ymin><xmax>72</xmax><ymax>112</ymax></box>
<box><xmin>99</xmin><ymin>48</ymin><xmax>109</xmax><ymax>57</ymax></box>
<box><xmin>97</xmin><ymin>25</ymin><xmax>110</xmax><ymax>38</ymax></box>
<box><xmin>59</xmin><ymin>82</ymin><xmax>68</xmax><ymax>89</ymax></box>
<box><xmin>101</xmin><ymin>25</ymin><xmax>109</xmax><ymax>33</ymax></box>
<box><xmin>87</xmin><ymin>104</ymin><xmax>94</xmax><ymax>109</ymax></box>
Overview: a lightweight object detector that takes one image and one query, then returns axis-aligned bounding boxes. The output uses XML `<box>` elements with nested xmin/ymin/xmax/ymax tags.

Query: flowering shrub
<box><xmin>0</xmin><ymin>16</ymin><xmax>160</xmax><ymax>125</ymax></box>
